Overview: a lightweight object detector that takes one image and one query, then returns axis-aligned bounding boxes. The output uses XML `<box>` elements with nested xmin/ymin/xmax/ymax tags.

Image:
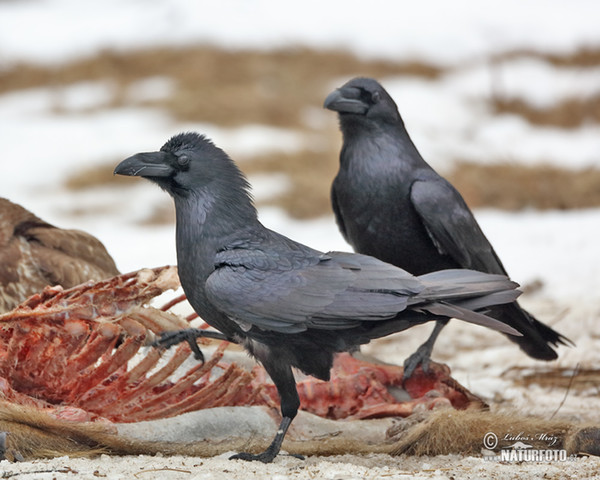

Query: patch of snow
<box><xmin>125</xmin><ymin>76</ymin><xmax>176</xmax><ymax>103</ymax></box>
<box><xmin>1</xmin><ymin>0</ymin><xmax>600</xmax><ymax>66</ymax></box>
<box><xmin>49</xmin><ymin>80</ymin><xmax>116</xmax><ymax>111</ymax></box>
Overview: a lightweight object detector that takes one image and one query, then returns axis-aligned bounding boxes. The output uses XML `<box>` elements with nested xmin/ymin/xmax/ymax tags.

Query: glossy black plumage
<box><xmin>115</xmin><ymin>132</ymin><xmax>522</xmax><ymax>462</ymax></box>
<box><xmin>325</xmin><ymin>77</ymin><xmax>570</xmax><ymax>376</ymax></box>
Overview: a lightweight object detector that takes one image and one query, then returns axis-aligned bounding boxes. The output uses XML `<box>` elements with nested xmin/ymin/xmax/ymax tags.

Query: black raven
<box><xmin>324</xmin><ymin>77</ymin><xmax>570</xmax><ymax>378</ymax></box>
<box><xmin>114</xmin><ymin>132</ymin><xmax>521</xmax><ymax>462</ymax></box>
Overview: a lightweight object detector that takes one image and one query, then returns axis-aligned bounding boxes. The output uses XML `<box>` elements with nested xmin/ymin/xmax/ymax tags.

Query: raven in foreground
<box><xmin>324</xmin><ymin>77</ymin><xmax>570</xmax><ymax>378</ymax></box>
<box><xmin>115</xmin><ymin>132</ymin><xmax>522</xmax><ymax>463</ymax></box>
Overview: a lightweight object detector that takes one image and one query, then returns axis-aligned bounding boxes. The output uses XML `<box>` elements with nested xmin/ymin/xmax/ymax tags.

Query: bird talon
<box><xmin>403</xmin><ymin>348</ymin><xmax>431</xmax><ymax>381</ymax></box>
<box><xmin>421</xmin><ymin>360</ymin><xmax>431</xmax><ymax>374</ymax></box>
<box><xmin>154</xmin><ymin>329</ymin><xmax>206</xmax><ymax>363</ymax></box>
<box><xmin>229</xmin><ymin>451</ymin><xmax>273</xmax><ymax>463</ymax></box>
<box><xmin>152</xmin><ymin>331</ymin><xmax>179</xmax><ymax>349</ymax></box>
<box><xmin>402</xmin><ymin>362</ymin><xmax>417</xmax><ymax>381</ymax></box>
<box><xmin>229</xmin><ymin>450</ymin><xmax>302</xmax><ymax>463</ymax></box>
<box><xmin>188</xmin><ymin>342</ymin><xmax>205</xmax><ymax>363</ymax></box>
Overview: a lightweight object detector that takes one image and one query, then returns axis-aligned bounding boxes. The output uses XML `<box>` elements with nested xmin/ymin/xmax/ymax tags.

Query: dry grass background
<box><xmin>503</xmin><ymin>365</ymin><xmax>600</xmax><ymax>392</ymax></box>
<box><xmin>3</xmin><ymin>45</ymin><xmax>600</xmax><ymax>221</ymax></box>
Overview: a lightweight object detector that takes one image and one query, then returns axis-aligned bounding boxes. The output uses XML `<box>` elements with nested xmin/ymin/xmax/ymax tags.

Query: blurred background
<box><xmin>2</xmin><ymin>0</ymin><xmax>600</xmax><ymax>314</ymax></box>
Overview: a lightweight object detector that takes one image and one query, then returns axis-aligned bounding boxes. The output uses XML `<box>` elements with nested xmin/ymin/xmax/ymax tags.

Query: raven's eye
<box><xmin>371</xmin><ymin>91</ymin><xmax>381</xmax><ymax>103</ymax></box>
<box><xmin>177</xmin><ymin>155</ymin><xmax>189</xmax><ymax>167</ymax></box>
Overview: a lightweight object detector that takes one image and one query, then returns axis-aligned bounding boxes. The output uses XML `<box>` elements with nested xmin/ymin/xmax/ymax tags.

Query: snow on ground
<box><xmin>1</xmin><ymin>0</ymin><xmax>600</xmax><ymax>65</ymax></box>
<box><xmin>1</xmin><ymin>1</ymin><xmax>600</xmax><ymax>478</ymax></box>
<box><xmin>3</xmin><ymin>452</ymin><xmax>600</xmax><ymax>480</ymax></box>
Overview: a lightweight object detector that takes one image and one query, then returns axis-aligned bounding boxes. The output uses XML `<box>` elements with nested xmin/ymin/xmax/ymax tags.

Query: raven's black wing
<box><xmin>205</xmin><ymin>243</ymin><xmax>519</xmax><ymax>336</ymax></box>
<box><xmin>330</xmin><ymin>181</ymin><xmax>349</xmax><ymax>243</ymax></box>
<box><xmin>205</xmin><ymin>247</ymin><xmax>425</xmax><ymax>334</ymax></box>
<box><xmin>410</xmin><ymin>178</ymin><xmax>507</xmax><ymax>275</ymax></box>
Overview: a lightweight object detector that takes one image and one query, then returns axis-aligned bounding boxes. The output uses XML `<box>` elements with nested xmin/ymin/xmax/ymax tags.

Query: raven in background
<box><xmin>0</xmin><ymin>197</ymin><xmax>119</xmax><ymax>312</ymax></box>
<box><xmin>115</xmin><ymin>132</ymin><xmax>522</xmax><ymax>462</ymax></box>
<box><xmin>324</xmin><ymin>77</ymin><xmax>570</xmax><ymax>378</ymax></box>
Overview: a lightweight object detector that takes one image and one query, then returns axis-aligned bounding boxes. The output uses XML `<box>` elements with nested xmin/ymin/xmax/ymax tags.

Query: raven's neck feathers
<box><xmin>175</xmin><ymin>167</ymin><xmax>258</xmax><ymax>238</ymax></box>
<box><xmin>338</xmin><ymin>111</ymin><xmax>406</xmax><ymax>136</ymax></box>
<box><xmin>339</xmin><ymin>117</ymin><xmax>427</xmax><ymax>173</ymax></box>
<box><xmin>171</xmin><ymin>146</ymin><xmax>259</xmax><ymax>279</ymax></box>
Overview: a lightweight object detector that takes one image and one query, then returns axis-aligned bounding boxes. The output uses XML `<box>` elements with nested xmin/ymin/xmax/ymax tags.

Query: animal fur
<box><xmin>388</xmin><ymin>409</ymin><xmax>593</xmax><ymax>456</ymax></box>
<box><xmin>1</xmin><ymin>402</ymin><xmax>598</xmax><ymax>461</ymax></box>
<box><xmin>0</xmin><ymin>198</ymin><xmax>119</xmax><ymax>312</ymax></box>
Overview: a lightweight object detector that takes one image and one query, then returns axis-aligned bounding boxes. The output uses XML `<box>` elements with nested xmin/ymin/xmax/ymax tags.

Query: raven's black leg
<box><xmin>230</xmin><ymin>415</ymin><xmax>297</xmax><ymax>464</ymax></box>
<box><xmin>403</xmin><ymin>319</ymin><xmax>448</xmax><ymax>379</ymax></box>
<box><xmin>230</xmin><ymin>360</ymin><xmax>301</xmax><ymax>463</ymax></box>
<box><xmin>153</xmin><ymin>328</ymin><xmax>231</xmax><ymax>362</ymax></box>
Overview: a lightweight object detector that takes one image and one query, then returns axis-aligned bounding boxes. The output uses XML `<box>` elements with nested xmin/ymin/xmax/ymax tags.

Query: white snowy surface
<box><xmin>2</xmin><ymin>452</ymin><xmax>599</xmax><ymax>480</ymax></box>
<box><xmin>1</xmin><ymin>1</ymin><xmax>600</xmax><ymax>478</ymax></box>
<box><xmin>1</xmin><ymin>0</ymin><xmax>600</xmax><ymax>66</ymax></box>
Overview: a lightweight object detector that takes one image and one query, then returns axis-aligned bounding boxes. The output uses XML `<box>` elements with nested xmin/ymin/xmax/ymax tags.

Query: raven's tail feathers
<box><xmin>416</xmin><ymin>302</ymin><xmax>520</xmax><ymax>336</ymax></box>
<box><xmin>413</xmin><ymin>269</ymin><xmax>522</xmax><ymax>336</ymax></box>
<box><xmin>417</xmin><ymin>269</ymin><xmax>572</xmax><ymax>360</ymax></box>
<box><xmin>490</xmin><ymin>303</ymin><xmax>573</xmax><ymax>360</ymax></box>
<box><xmin>416</xmin><ymin>269</ymin><xmax>521</xmax><ymax>303</ymax></box>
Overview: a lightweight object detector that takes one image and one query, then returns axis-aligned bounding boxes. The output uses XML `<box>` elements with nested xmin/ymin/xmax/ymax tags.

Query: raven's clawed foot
<box><xmin>229</xmin><ymin>415</ymin><xmax>300</xmax><ymax>463</ymax></box>
<box><xmin>403</xmin><ymin>319</ymin><xmax>447</xmax><ymax>381</ymax></box>
<box><xmin>153</xmin><ymin>328</ymin><xmax>230</xmax><ymax>362</ymax></box>
<box><xmin>229</xmin><ymin>450</ymin><xmax>277</xmax><ymax>463</ymax></box>
<box><xmin>229</xmin><ymin>450</ymin><xmax>304</xmax><ymax>463</ymax></box>
<box><xmin>402</xmin><ymin>344</ymin><xmax>433</xmax><ymax>380</ymax></box>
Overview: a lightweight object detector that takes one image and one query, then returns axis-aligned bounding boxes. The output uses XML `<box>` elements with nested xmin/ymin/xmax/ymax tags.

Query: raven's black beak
<box><xmin>323</xmin><ymin>87</ymin><xmax>368</xmax><ymax>114</ymax></box>
<box><xmin>114</xmin><ymin>152</ymin><xmax>173</xmax><ymax>178</ymax></box>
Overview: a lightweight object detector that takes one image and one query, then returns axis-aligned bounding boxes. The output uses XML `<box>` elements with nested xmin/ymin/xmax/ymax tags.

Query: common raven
<box><xmin>324</xmin><ymin>77</ymin><xmax>569</xmax><ymax>377</ymax></box>
<box><xmin>115</xmin><ymin>132</ymin><xmax>522</xmax><ymax>462</ymax></box>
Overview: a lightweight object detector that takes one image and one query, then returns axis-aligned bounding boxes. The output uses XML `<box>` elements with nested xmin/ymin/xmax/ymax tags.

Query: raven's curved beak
<box><xmin>114</xmin><ymin>152</ymin><xmax>173</xmax><ymax>178</ymax></box>
<box><xmin>323</xmin><ymin>87</ymin><xmax>368</xmax><ymax>114</ymax></box>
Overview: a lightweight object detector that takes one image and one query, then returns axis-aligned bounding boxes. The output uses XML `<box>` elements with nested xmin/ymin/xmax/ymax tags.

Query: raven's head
<box><xmin>323</xmin><ymin>77</ymin><xmax>402</xmax><ymax>126</ymax></box>
<box><xmin>114</xmin><ymin>132</ymin><xmax>251</xmax><ymax>199</ymax></box>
